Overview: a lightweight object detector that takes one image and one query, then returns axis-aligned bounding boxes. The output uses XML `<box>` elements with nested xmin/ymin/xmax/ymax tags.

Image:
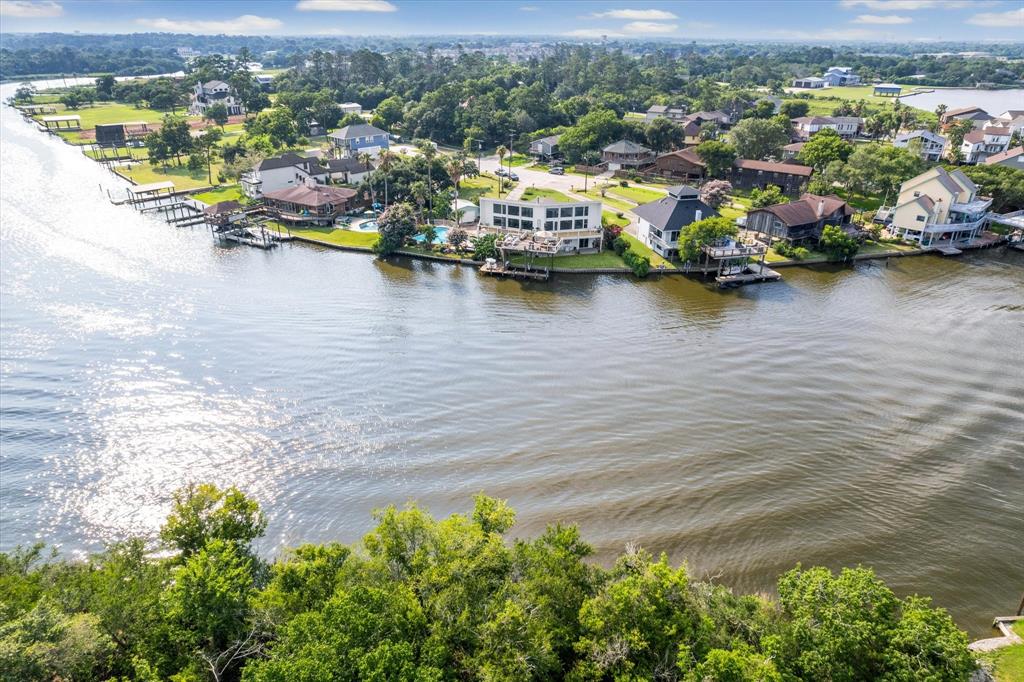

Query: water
<box><xmin>902</xmin><ymin>88</ymin><xmax>1024</xmax><ymax>115</ymax></box>
<box><xmin>413</xmin><ymin>226</ymin><xmax>449</xmax><ymax>243</ymax></box>
<box><xmin>1</xmin><ymin>87</ymin><xmax>1023</xmax><ymax>637</ymax></box>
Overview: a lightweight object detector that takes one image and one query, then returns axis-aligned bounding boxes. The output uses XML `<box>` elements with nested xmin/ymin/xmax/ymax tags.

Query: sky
<box><xmin>0</xmin><ymin>0</ymin><xmax>1022</xmax><ymax>42</ymax></box>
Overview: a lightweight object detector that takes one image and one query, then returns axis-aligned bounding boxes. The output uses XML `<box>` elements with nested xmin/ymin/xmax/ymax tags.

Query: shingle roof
<box><xmin>983</xmin><ymin>146</ymin><xmax>1024</xmax><ymax>165</ymax></box>
<box><xmin>603</xmin><ymin>139</ymin><xmax>652</xmax><ymax>154</ymax></box>
<box><xmin>258</xmin><ymin>152</ymin><xmax>320</xmax><ymax>172</ymax></box>
<box><xmin>533</xmin><ymin>134</ymin><xmax>562</xmax><ymax>145</ymax></box>
<box><xmin>963</xmin><ymin>130</ymin><xmax>986</xmax><ymax>144</ymax></box>
<box><xmin>733</xmin><ymin>159</ymin><xmax>813</xmax><ymax>177</ymax></box>
<box><xmin>752</xmin><ymin>193</ymin><xmax>851</xmax><ymax>227</ymax></box>
<box><xmin>328</xmin><ymin>123</ymin><xmax>388</xmax><ymax>140</ymax></box>
<box><xmin>323</xmin><ymin>157</ymin><xmax>370</xmax><ymax>173</ymax></box>
<box><xmin>656</xmin><ymin>148</ymin><xmax>704</xmax><ymax>166</ymax></box>
<box><xmin>263</xmin><ymin>184</ymin><xmax>357</xmax><ymax>207</ymax></box>
<box><xmin>203</xmin><ymin>200</ymin><xmax>242</xmax><ymax>215</ymax></box>
<box><xmin>202</xmin><ymin>80</ymin><xmax>229</xmax><ymax>89</ymax></box>
<box><xmin>944</xmin><ymin>106</ymin><xmax>987</xmax><ymax>118</ymax></box>
<box><xmin>632</xmin><ymin>188</ymin><xmax>715</xmax><ymax>230</ymax></box>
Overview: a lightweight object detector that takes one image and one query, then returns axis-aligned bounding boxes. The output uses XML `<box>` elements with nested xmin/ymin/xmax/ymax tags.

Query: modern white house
<box><xmin>645</xmin><ymin>104</ymin><xmax>688</xmax><ymax>123</ymax></box>
<box><xmin>240</xmin><ymin>152</ymin><xmax>327</xmax><ymax>199</ymax></box>
<box><xmin>823</xmin><ymin>67</ymin><xmax>861</xmax><ymax>86</ymax></box>
<box><xmin>961</xmin><ymin>127</ymin><xmax>1011</xmax><ymax>164</ymax></box>
<box><xmin>792</xmin><ymin>76</ymin><xmax>826</xmax><ymax>89</ymax></box>
<box><xmin>478</xmin><ymin>197</ymin><xmax>603</xmax><ymax>252</ymax></box>
<box><xmin>886</xmin><ymin>167</ymin><xmax>991</xmax><ymax>248</ymax></box>
<box><xmin>633</xmin><ymin>185</ymin><xmax>717</xmax><ymax>261</ymax></box>
<box><xmin>893</xmin><ymin>130</ymin><xmax>947</xmax><ymax>162</ymax></box>
<box><xmin>339</xmin><ymin>102</ymin><xmax>363</xmax><ymax>116</ymax></box>
<box><xmin>189</xmin><ymin>80</ymin><xmax>245</xmax><ymax>117</ymax></box>
<box><xmin>791</xmin><ymin>116</ymin><xmax>862</xmax><ymax>140</ymax></box>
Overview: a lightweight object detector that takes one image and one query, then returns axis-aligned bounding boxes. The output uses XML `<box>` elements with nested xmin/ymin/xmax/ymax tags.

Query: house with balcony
<box><xmin>823</xmin><ymin>67</ymin><xmax>861</xmax><ymax>86</ymax></box>
<box><xmin>262</xmin><ymin>180</ymin><xmax>362</xmax><ymax>226</ymax></box>
<box><xmin>529</xmin><ymin>134</ymin><xmax>562</xmax><ymax>159</ymax></box>
<box><xmin>328</xmin><ymin>123</ymin><xmax>390</xmax><ymax>158</ymax></box>
<box><xmin>791</xmin><ymin>116</ymin><xmax>862</xmax><ymax>140</ymax></box>
<box><xmin>961</xmin><ymin>128</ymin><xmax>1011</xmax><ymax>164</ymax></box>
<box><xmin>240</xmin><ymin>152</ymin><xmax>328</xmax><ymax>199</ymax></box>
<box><xmin>645</xmin><ymin>104</ymin><xmax>688</xmax><ymax>124</ymax></box>
<box><xmin>940</xmin><ymin>106</ymin><xmax>990</xmax><ymax>130</ymax></box>
<box><xmin>886</xmin><ymin>167</ymin><xmax>991</xmax><ymax>247</ymax></box>
<box><xmin>601</xmin><ymin>140</ymin><xmax>655</xmax><ymax>170</ymax></box>
<box><xmin>992</xmin><ymin>110</ymin><xmax>1024</xmax><ymax>137</ymax></box>
<box><xmin>189</xmin><ymin>80</ymin><xmax>245</xmax><ymax>117</ymax></box>
<box><xmin>650</xmin><ymin>148</ymin><xmax>706</xmax><ymax>183</ymax></box>
<box><xmin>730</xmin><ymin>159</ymin><xmax>813</xmax><ymax>195</ymax></box>
<box><xmin>983</xmin><ymin>146</ymin><xmax>1024</xmax><ymax>170</ymax></box>
<box><xmin>478</xmin><ymin>197</ymin><xmax>603</xmax><ymax>252</ymax></box>
<box><xmin>745</xmin><ymin>194</ymin><xmax>854</xmax><ymax>245</ymax></box>
<box><xmin>893</xmin><ymin>130</ymin><xmax>947</xmax><ymax>162</ymax></box>
<box><xmin>633</xmin><ymin>185</ymin><xmax>717</xmax><ymax>261</ymax></box>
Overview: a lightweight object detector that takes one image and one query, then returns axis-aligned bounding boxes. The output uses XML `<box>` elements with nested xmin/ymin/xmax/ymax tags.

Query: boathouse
<box><xmin>873</xmin><ymin>84</ymin><xmax>902</xmax><ymax>97</ymax></box>
<box><xmin>42</xmin><ymin>114</ymin><xmax>81</xmax><ymax>131</ymax></box>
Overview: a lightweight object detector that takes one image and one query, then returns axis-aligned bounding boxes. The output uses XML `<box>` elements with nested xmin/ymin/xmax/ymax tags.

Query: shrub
<box><xmin>622</xmin><ymin>248</ymin><xmax>650</xmax><ymax>277</ymax></box>
<box><xmin>792</xmin><ymin>247</ymin><xmax>811</xmax><ymax>260</ymax></box>
<box><xmin>773</xmin><ymin>241</ymin><xmax>793</xmax><ymax>258</ymax></box>
<box><xmin>471</xmin><ymin>233</ymin><xmax>499</xmax><ymax>261</ymax></box>
<box><xmin>619</xmin><ymin>180</ymin><xmax>629</xmax><ymax>187</ymax></box>
<box><xmin>612</xmin><ymin>236</ymin><xmax>629</xmax><ymax>256</ymax></box>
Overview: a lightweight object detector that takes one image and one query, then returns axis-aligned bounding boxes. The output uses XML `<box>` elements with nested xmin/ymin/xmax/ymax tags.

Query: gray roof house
<box><xmin>328</xmin><ymin>123</ymin><xmax>390</xmax><ymax>157</ymax></box>
<box><xmin>602</xmin><ymin>140</ymin><xmax>655</xmax><ymax>170</ymax></box>
<box><xmin>633</xmin><ymin>185</ymin><xmax>717</xmax><ymax>261</ymax></box>
<box><xmin>529</xmin><ymin>134</ymin><xmax>562</xmax><ymax>158</ymax></box>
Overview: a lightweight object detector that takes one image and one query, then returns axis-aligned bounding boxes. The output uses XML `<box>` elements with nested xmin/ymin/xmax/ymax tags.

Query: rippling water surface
<box><xmin>1</xmin><ymin>87</ymin><xmax>1022</xmax><ymax>636</ymax></box>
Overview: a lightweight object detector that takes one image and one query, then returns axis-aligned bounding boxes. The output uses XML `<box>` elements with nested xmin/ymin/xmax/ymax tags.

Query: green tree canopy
<box><xmin>728</xmin><ymin>117</ymin><xmax>791</xmax><ymax>161</ymax></box>
<box><xmin>677</xmin><ymin>216</ymin><xmax>738</xmax><ymax>262</ymax></box>
<box><xmin>695</xmin><ymin>140</ymin><xmax>737</xmax><ymax>179</ymax></box>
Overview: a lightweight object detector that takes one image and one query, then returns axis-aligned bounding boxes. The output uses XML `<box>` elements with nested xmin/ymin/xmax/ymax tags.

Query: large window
<box><xmin>521</xmin><ymin>207</ymin><xmax>533</xmax><ymax>218</ymax></box>
<box><xmin>507</xmin><ymin>218</ymin><xmax>520</xmax><ymax>229</ymax></box>
<box><xmin>507</xmin><ymin>205</ymin><xmax>520</xmax><ymax>216</ymax></box>
<box><xmin>544</xmin><ymin>220</ymin><xmax>557</xmax><ymax>230</ymax></box>
<box><xmin>494</xmin><ymin>216</ymin><xmax>505</xmax><ymax>227</ymax></box>
<box><xmin>494</xmin><ymin>204</ymin><xmax>505</xmax><ymax>215</ymax></box>
<box><xmin>546</xmin><ymin>208</ymin><xmax>558</xmax><ymax>219</ymax></box>
<box><xmin>560</xmin><ymin>207</ymin><xmax>573</xmax><ymax>217</ymax></box>
<box><xmin>560</xmin><ymin>220</ymin><xmax>573</xmax><ymax>230</ymax></box>
<box><xmin>574</xmin><ymin>219</ymin><xmax>585</xmax><ymax>229</ymax></box>
<box><xmin>574</xmin><ymin>206</ymin><xmax>587</xmax><ymax>217</ymax></box>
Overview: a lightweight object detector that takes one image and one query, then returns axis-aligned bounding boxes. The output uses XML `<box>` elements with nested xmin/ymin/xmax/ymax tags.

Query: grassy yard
<box><xmin>520</xmin><ymin>187</ymin><xmax>572</xmax><ymax>202</ymax></box>
<box><xmin>458</xmin><ymin>173</ymin><xmax>510</xmax><ymax>202</ymax></box>
<box><xmin>619</xmin><ymin>232</ymin><xmax>675</xmax><ymax>270</ymax></box>
<box><xmin>35</xmin><ymin>101</ymin><xmax>188</xmax><ymax>128</ymax></box>
<box><xmin>192</xmin><ymin>185</ymin><xmax>243</xmax><ymax>204</ymax></box>
<box><xmin>718</xmin><ymin>204</ymin><xmax>746</xmax><ymax>222</ymax></box>
<box><xmin>607</xmin><ymin>184</ymin><xmax>666</xmax><ymax>205</ymax></box>
<box><xmin>983</xmin><ymin>622</ymin><xmax>1024</xmax><ymax>682</ymax></box>
<box><xmin>505</xmin><ymin>153</ymin><xmax>532</xmax><ymax>167</ymax></box>
<box><xmin>833</xmin><ymin>188</ymin><xmax>886</xmax><ymax>212</ymax></box>
<box><xmin>602</xmin><ymin>210</ymin><xmax>629</xmax><ymax>228</ymax></box>
<box><xmin>268</xmin><ymin>224</ymin><xmax>378</xmax><ymax>249</ymax></box>
<box><xmin>514</xmin><ymin>251</ymin><xmax>628</xmax><ymax>270</ymax></box>
<box><xmin>576</xmin><ymin>187</ymin><xmax>636</xmax><ymax>213</ymax></box>
<box><xmin>118</xmin><ymin>160</ymin><xmax>222</xmax><ymax>191</ymax></box>
<box><xmin>858</xmin><ymin>240</ymin><xmax>918</xmax><ymax>255</ymax></box>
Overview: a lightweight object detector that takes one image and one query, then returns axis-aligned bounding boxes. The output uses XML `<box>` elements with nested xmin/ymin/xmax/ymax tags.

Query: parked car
<box><xmin>508</xmin><ymin>172</ymin><xmax>519</xmax><ymax>181</ymax></box>
<box><xmin>495</xmin><ymin>169</ymin><xmax>507</xmax><ymax>177</ymax></box>
<box><xmin>549</xmin><ymin>167</ymin><xmax>565</xmax><ymax>175</ymax></box>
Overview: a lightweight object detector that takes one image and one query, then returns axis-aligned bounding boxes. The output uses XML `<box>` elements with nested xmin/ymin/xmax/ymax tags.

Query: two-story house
<box><xmin>730</xmin><ymin>159</ymin><xmax>813</xmax><ymax>196</ymax></box>
<box><xmin>791</xmin><ymin>116</ymin><xmax>862</xmax><ymax>140</ymax></box>
<box><xmin>940</xmin><ymin>106</ymin><xmax>990</xmax><ymax>130</ymax></box>
<box><xmin>991</xmin><ymin>110</ymin><xmax>1024</xmax><ymax>137</ymax></box>
<box><xmin>961</xmin><ymin>128</ymin><xmax>1011</xmax><ymax>164</ymax></box>
<box><xmin>189</xmin><ymin>80</ymin><xmax>245</xmax><ymax>117</ymax></box>
<box><xmin>893</xmin><ymin>130</ymin><xmax>947</xmax><ymax>162</ymax></box>
<box><xmin>823</xmin><ymin>67</ymin><xmax>861</xmax><ymax>86</ymax></box>
<box><xmin>745</xmin><ymin>194</ymin><xmax>854</xmax><ymax>245</ymax></box>
<box><xmin>478</xmin><ymin>197</ymin><xmax>604</xmax><ymax>252</ymax></box>
<box><xmin>601</xmin><ymin>140</ymin><xmax>655</xmax><ymax>170</ymax></box>
<box><xmin>633</xmin><ymin>185</ymin><xmax>717</xmax><ymax>261</ymax></box>
<box><xmin>650</xmin><ymin>148</ymin><xmax>706</xmax><ymax>183</ymax></box>
<box><xmin>528</xmin><ymin>134</ymin><xmax>562</xmax><ymax>159</ymax></box>
<box><xmin>983</xmin><ymin>146</ymin><xmax>1024</xmax><ymax>171</ymax></box>
<box><xmin>240</xmin><ymin>152</ymin><xmax>328</xmax><ymax>199</ymax></box>
<box><xmin>887</xmin><ymin>167</ymin><xmax>991</xmax><ymax>247</ymax></box>
<box><xmin>328</xmin><ymin>123</ymin><xmax>390</xmax><ymax>158</ymax></box>
<box><xmin>645</xmin><ymin>104</ymin><xmax>688</xmax><ymax>124</ymax></box>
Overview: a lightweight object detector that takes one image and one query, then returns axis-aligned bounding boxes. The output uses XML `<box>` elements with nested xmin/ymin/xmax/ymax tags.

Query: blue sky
<box><xmin>1</xmin><ymin>0</ymin><xmax>1022</xmax><ymax>41</ymax></box>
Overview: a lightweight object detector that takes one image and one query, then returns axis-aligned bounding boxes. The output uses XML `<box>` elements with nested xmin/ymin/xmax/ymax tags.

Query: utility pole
<box><xmin>509</xmin><ymin>132</ymin><xmax>515</xmax><ymax>178</ymax></box>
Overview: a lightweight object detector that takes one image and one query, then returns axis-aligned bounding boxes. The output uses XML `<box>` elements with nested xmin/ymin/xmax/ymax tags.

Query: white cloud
<box><xmin>852</xmin><ymin>14</ymin><xmax>913</xmax><ymax>23</ymax></box>
<box><xmin>0</xmin><ymin>0</ymin><xmax>63</xmax><ymax>18</ymax></box>
<box><xmin>623</xmin><ymin>21</ymin><xmax>679</xmax><ymax>34</ymax></box>
<box><xmin>966</xmin><ymin>7</ymin><xmax>1024</xmax><ymax>27</ymax></box>
<box><xmin>519</xmin><ymin>5</ymin><xmax>539</xmax><ymax>11</ymax></box>
<box><xmin>295</xmin><ymin>0</ymin><xmax>397</xmax><ymax>11</ymax></box>
<box><xmin>563</xmin><ymin>28</ymin><xmax>624</xmax><ymax>38</ymax></box>
<box><xmin>839</xmin><ymin>0</ymin><xmax>984</xmax><ymax>9</ymax></box>
<box><xmin>136</xmin><ymin>15</ymin><xmax>283</xmax><ymax>34</ymax></box>
<box><xmin>592</xmin><ymin>8</ymin><xmax>678</xmax><ymax>20</ymax></box>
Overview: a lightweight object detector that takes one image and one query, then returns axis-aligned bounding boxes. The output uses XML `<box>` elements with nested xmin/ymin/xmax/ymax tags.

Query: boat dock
<box><xmin>480</xmin><ymin>259</ymin><xmax>550</xmax><ymax>281</ymax></box>
<box><xmin>714</xmin><ymin>262</ymin><xmax>783</xmax><ymax>287</ymax></box>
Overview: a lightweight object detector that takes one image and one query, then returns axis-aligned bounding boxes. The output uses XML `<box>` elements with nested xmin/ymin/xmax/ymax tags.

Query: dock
<box><xmin>480</xmin><ymin>260</ymin><xmax>549</xmax><ymax>281</ymax></box>
<box><xmin>715</xmin><ymin>262</ymin><xmax>782</xmax><ymax>288</ymax></box>
<box><xmin>934</xmin><ymin>245</ymin><xmax>963</xmax><ymax>256</ymax></box>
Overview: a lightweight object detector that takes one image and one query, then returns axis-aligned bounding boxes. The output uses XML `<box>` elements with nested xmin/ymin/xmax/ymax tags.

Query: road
<box><xmin>477</xmin><ymin>154</ymin><xmax>614</xmax><ymax>200</ymax></box>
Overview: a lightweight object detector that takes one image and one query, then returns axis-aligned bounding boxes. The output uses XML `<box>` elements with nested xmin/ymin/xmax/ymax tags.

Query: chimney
<box><xmin>817</xmin><ymin>199</ymin><xmax>825</xmax><ymax>217</ymax></box>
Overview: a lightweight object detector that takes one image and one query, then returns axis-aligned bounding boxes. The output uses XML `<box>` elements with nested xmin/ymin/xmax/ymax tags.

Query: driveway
<box><xmin>478</xmin><ymin>155</ymin><xmax>614</xmax><ymax>197</ymax></box>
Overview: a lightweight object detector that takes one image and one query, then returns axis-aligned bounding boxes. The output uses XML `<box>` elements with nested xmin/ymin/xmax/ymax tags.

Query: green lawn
<box><xmin>833</xmin><ymin>188</ymin><xmax>886</xmax><ymax>212</ymax></box>
<box><xmin>718</xmin><ymin>205</ymin><xmax>746</xmax><ymax>222</ymax></box>
<box><xmin>514</xmin><ymin>251</ymin><xmax>628</xmax><ymax>270</ymax></box>
<box><xmin>602</xmin><ymin>210</ymin><xmax>629</xmax><ymax>228</ymax></box>
<box><xmin>192</xmin><ymin>185</ymin><xmax>243</xmax><ymax>204</ymax></box>
<box><xmin>35</xmin><ymin>101</ymin><xmax>188</xmax><ymax>128</ymax></box>
<box><xmin>458</xmin><ymin>173</ymin><xmax>509</xmax><ymax>201</ymax></box>
<box><xmin>520</xmin><ymin>187</ymin><xmax>572</xmax><ymax>202</ymax></box>
<box><xmin>988</xmin><ymin>623</ymin><xmax>1024</xmax><ymax>682</ymax></box>
<box><xmin>268</xmin><ymin>224</ymin><xmax>378</xmax><ymax>249</ymax></box>
<box><xmin>505</xmin><ymin>153</ymin><xmax>532</xmax><ymax>167</ymax></box>
<box><xmin>118</xmin><ymin>160</ymin><xmax>222</xmax><ymax>191</ymax></box>
<box><xmin>607</xmin><ymin>185</ymin><xmax>666</xmax><ymax>205</ymax></box>
<box><xmin>576</xmin><ymin>187</ymin><xmax>636</xmax><ymax>213</ymax></box>
<box><xmin>858</xmin><ymin>240</ymin><xmax>918</xmax><ymax>255</ymax></box>
<box><xmin>619</xmin><ymin>232</ymin><xmax>675</xmax><ymax>270</ymax></box>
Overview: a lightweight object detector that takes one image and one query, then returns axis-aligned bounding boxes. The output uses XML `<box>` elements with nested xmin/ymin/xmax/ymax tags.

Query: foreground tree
<box><xmin>729</xmin><ymin>117</ymin><xmax>791</xmax><ymax>161</ymax></box>
<box><xmin>699</xmin><ymin>179</ymin><xmax>733</xmax><ymax>209</ymax></box>
<box><xmin>373</xmin><ymin>202</ymin><xmax>417</xmax><ymax>256</ymax></box>
<box><xmin>677</xmin><ymin>216</ymin><xmax>739</xmax><ymax>263</ymax></box>
<box><xmin>695</xmin><ymin>140</ymin><xmax>737</xmax><ymax>179</ymax></box>
<box><xmin>796</xmin><ymin>128</ymin><xmax>852</xmax><ymax>171</ymax></box>
<box><xmin>160</xmin><ymin>482</ymin><xmax>267</xmax><ymax>558</ymax></box>
<box><xmin>819</xmin><ymin>224</ymin><xmax>861</xmax><ymax>262</ymax></box>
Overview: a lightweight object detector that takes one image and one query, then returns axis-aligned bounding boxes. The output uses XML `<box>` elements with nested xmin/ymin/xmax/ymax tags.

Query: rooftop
<box><xmin>734</xmin><ymin>159</ymin><xmax>813</xmax><ymax>176</ymax></box>
<box><xmin>263</xmin><ymin>184</ymin><xmax>358</xmax><ymax>207</ymax></box>
<box><xmin>633</xmin><ymin>186</ymin><xmax>715</xmax><ymax>230</ymax></box>
<box><xmin>328</xmin><ymin>123</ymin><xmax>388</xmax><ymax>141</ymax></box>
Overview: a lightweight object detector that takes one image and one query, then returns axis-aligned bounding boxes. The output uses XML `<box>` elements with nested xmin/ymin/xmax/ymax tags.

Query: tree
<box><xmin>374</xmin><ymin>95</ymin><xmax>405</xmax><ymax>129</ymax></box>
<box><xmin>743</xmin><ymin>99</ymin><xmax>776</xmax><ymax>120</ymax></box>
<box><xmin>94</xmin><ymin>74</ymin><xmax>115</xmax><ymax>100</ymax></box>
<box><xmin>645</xmin><ymin>117</ymin><xmax>684</xmax><ymax>152</ymax></box>
<box><xmin>377</xmin><ymin>149</ymin><xmax>396</xmax><ymax>208</ymax></box>
<box><xmin>796</xmin><ymin>128</ymin><xmax>852</xmax><ymax>170</ymax></box>
<box><xmin>417</xmin><ymin>140</ymin><xmax>438</xmax><ymax>216</ymax></box>
<box><xmin>750</xmin><ymin>185</ymin><xmax>785</xmax><ymax>208</ymax></box>
<box><xmin>0</xmin><ymin>600</ymin><xmax>115</xmax><ymax>682</ymax></box>
<box><xmin>13</xmin><ymin>82</ymin><xmax>35</xmax><ymax>102</ymax></box>
<box><xmin>945</xmin><ymin>119</ymin><xmax>974</xmax><ymax>158</ymax></box>
<box><xmin>699</xmin><ymin>179</ymin><xmax>732</xmax><ymax>209</ymax></box>
<box><xmin>843</xmin><ymin>143</ymin><xmax>923</xmax><ymax>198</ymax></box>
<box><xmin>779</xmin><ymin>100</ymin><xmax>810</xmax><ymax>119</ymax></box>
<box><xmin>144</xmin><ymin>130</ymin><xmax>171</xmax><ymax>168</ymax></box>
<box><xmin>197</xmin><ymin>127</ymin><xmax>223</xmax><ymax>185</ymax></box>
<box><xmin>695</xmin><ymin>140</ymin><xmax>737</xmax><ymax>179</ymax></box>
<box><xmin>446</xmin><ymin>154</ymin><xmax>465</xmax><ymax>222</ymax></box>
<box><xmin>698</xmin><ymin>120</ymin><xmax>718</xmax><ymax>142</ymax></box>
<box><xmin>948</xmin><ymin>164</ymin><xmax>1024</xmax><ymax>212</ymax></box>
<box><xmin>158</xmin><ymin>115</ymin><xmax>194</xmax><ymax>166</ymax></box>
<box><xmin>245</xmin><ymin>107</ymin><xmax>298</xmax><ymax>148</ymax></box>
<box><xmin>819</xmin><ymin>224</ymin><xmax>860</xmax><ymax>261</ymax></box>
<box><xmin>160</xmin><ymin>483</ymin><xmax>266</xmax><ymax>559</ymax></box>
<box><xmin>495</xmin><ymin>144</ymin><xmax>508</xmax><ymax>197</ymax></box>
<box><xmin>677</xmin><ymin>216</ymin><xmax>738</xmax><ymax>263</ymax></box>
<box><xmin>373</xmin><ymin>202</ymin><xmax>417</xmax><ymax>256</ymax></box>
<box><xmin>205</xmin><ymin>103</ymin><xmax>229</xmax><ymax>130</ymax></box>
<box><xmin>557</xmin><ymin>107</ymin><xmax>623</xmax><ymax>162</ymax></box>
<box><xmin>59</xmin><ymin>90</ymin><xmax>83</xmax><ymax>110</ymax></box>
<box><xmin>729</xmin><ymin>117</ymin><xmax>791</xmax><ymax>161</ymax></box>
<box><xmin>447</xmin><ymin>227</ymin><xmax>469</xmax><ymax>252</ymax></box>
<box><xmin>472</xmin><ymin>233</ymin><xmax>499</xmax><ymax>260</ymax></box>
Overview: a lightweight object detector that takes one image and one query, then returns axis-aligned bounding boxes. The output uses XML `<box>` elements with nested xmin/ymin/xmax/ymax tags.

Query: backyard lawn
<box><xmin>520</xmin><ymin>187</ymin><xmax>572</xmax><ymax>202</ymax></box>
<box><xmin>607</xmin><ymin>184</ymin><xmax>666</xmax><ymax>204</ymax></box>
<box><xmin>576</xmin><ymin>187</ymin><xmax>636</xmax><ymax>213</ymax></box>
<box><xmin>619</xmin><ymin>233</ymin><xmax>675</xmax><ymax>270</ymax></box>
<box><xmin>118</xmin><ymin>160</ymin><xmax>223</xmax><ymax>191</ymax></box>
<box><xmin>458</xmin><ymin>173</ymin><xmax>510</xmax><ymax>201</ymax></box>
<box><xmin>602</xmin><ymin>210</ymin><xmax>629</xmax><ymax>228</ymax></box>
<box><xmin>513</xmin><ymin>251</ymin><xmax>628</xmax><ymax>270</ymax></box>
<box><xmin>192</xmin><ymin>185</ymin><xmax>243</xmax><ymax>204</ymax></box>
<box><xmin>267</xmin><ymin>224</ymin><xmax>378</xmax><ymax>249</ymax></box>
<box><xmin>35</xmin><ymin>101</ymin><xmax>188</xmax><ymax>128</ymax></box>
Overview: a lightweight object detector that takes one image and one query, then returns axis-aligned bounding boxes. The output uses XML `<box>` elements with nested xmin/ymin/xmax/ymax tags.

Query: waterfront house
<box><xmin>339</xmin><ymin>102</ymin><xmax>363</xmax><ymax>116</ymax></box>
<box><xmin>992</xmin><ymin>110</ymin><xmax>1024</xmax><ymax>137</ymax></box>
<box><xmin>873</xmin><ymin>83</ymin><xmax>901</xmax><ymax>97</ymax></box>
<box><xmin>886</xmin><ymin>167</ymin><xmax>991</xmax><ymax>247</ymax></box>
<box><xmin>792</xmin><ymin>76</ymin><xmax>826</xmax><ymax>89</ymax></box>
<box><xmin>940</xmin><ymin>106</ymin><xmax>990</xmax><ymax>130</ymax></box>
<box><xmin>745</xmin><ymin>194</ymin><xmax>854</xmax><ymax>245</ymax></box>
<box><xmin>983</xmin><ymin>146</ymin><xmax>1024</xmax><ymax>170</ymax></box>
<box><xmin>824</xmin><ymin>67</ymin><xmax>861</xmax><ymax>86</ymax></box>
<box><xmin>602</xmin><ymin>140</ymin><xmax>655</xmax><ymax>170</ymax></box>
<box><xmin>645</xmin><ymin>104</ymin><xmax>688</xmax><ymax>124</ymax></box>
<box><xmin>791</xmin><ymin>116</ymin><xmax>862</xmax><ymax>140</ymax></box>
<box><xmin>651</xmin><ymin>148</ymin><xmax>706</xmax><ymax>183</ymax></box>
<box><xmin>322</xmin><ymin>156</ymin><xmax>372</xmax><ymax>185</ymax></box>
<box><xmin>633</xmin><ymin>185</ymin><xmax>717</xmax><ymax>261</ymax></box>
<box><xmin>730</xmin><ymin>159</ymin><xmax>813</xmax><ymax>195</ymax></box>
<box><xmin>893</xmin><ymin>130</ymin><xmax>947</xmax><ymax>162</ymax></box>
<box><xmin>240</xmin><ymin>152</ymin><xmax>328</xmax><ymax>199</ymax></box>
<box><xmin>262</xmin><ymin>181</ymin><xmax>361</xmax><ymax>225</ymax></box>
<box><xmin>961</xmin><ymin>128</ymin><xmax>1011</xmax><ymax>164</ymax></box>
<box><xmin>529</xmin><ymin>134</ymin><xmax>562</xmax><ymax>159</ymax></box>
<box><xmin>478</xmin><ymin>196</ymin><xmax>603</xmax><ymax>252</ymax></box>
<box><xmin>328</xmin><ymin>123</ymin><xmax>390</xmax><ymax>158</ymax></box>
<box><xmin>189</xmin><ymin>80</ymin><xmax>245</xmax><ymax>117</ymax></box>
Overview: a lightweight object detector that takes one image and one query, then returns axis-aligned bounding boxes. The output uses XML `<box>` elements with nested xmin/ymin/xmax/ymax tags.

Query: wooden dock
<box><xmin>715</xmin><ymin>262</ymin><xmax>782</xmax><ymax>288</ymax></box>
<box><xmin>933</xmin><ymin>245</ymin><xmax>963</xmax><ymax>256</ymax></box>
<box><xmin>480</xmin><ymin>261</ymin><xmax>549</xmax><ymax>281</ymax></box>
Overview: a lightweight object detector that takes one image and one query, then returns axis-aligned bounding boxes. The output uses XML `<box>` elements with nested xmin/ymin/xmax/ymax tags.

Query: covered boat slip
<box><xmin>699</xmin><ymin>239</ymin><xmax>782</xmax><ymax>288</ymax></box>
<box><xmin>41</xmin><ymin>114</ymin><xmax>81</xmax><ymax>130</ymax></box>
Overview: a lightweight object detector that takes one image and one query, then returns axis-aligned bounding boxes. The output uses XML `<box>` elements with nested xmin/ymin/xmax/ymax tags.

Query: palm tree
<box><xmin>417</xmin><ymin>141</ymin><xmax>437</xmax><ymax>218</ymax></box>
<box><xmin>446</xmin><ymin>154</ymin><xmax>466</xmax><ymax>224</ymax></box>
<box><xmin>378</xmin><ymin>149</ymin><xmax>395</xmax><ymax>208</ymax></box>
<box><xmin>410</xmin><ymin>180</ymin><xmax>428</xmax><ymax>224</ymax></box>
<box><xmin>495</xmin><ymin>145</ymin><xmax>508</xmax><ymax>198</ymax></box>
<box><xmin>358</xmin><ymin>152</ymin><xmax>375</xmax><ymax>206</ymax></box>
<box><xmin>581</xmin><ymin>151</ymin><xmax>598</xmax><ymax>193</ymax></box>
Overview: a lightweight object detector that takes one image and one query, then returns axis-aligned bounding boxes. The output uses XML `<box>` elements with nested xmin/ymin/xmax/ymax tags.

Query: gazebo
<box><xmin>874</xmin><ymin>84</ymin><xmax>902</xmax><ymax>97</ymax></box>
<box><xmin>42</xmin><ymin>114</ymin><xmax>81</xmax><ymax>131</ymax></box>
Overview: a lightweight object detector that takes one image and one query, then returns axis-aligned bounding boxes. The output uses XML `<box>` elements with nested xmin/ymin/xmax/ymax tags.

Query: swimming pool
<box><xmin>350</xmin><ymin>220</ymin><xmax>378</xmax><ymax>232</ymax></box>
<box><xmin>412</xmin><ymin>226</ymin><xmax>449</xmax><ymax>244</ymax></box>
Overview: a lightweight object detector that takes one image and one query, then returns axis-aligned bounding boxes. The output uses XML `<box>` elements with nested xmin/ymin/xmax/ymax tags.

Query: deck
<box><xmin>715</xmin><ymin>262</ymin><xmax>782</xmax><ymax>288</ymax></box>
<box><xmin>480</xmin><ymin>261</ymin><xmax>550</xmax><ymax>281</ymax></box>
